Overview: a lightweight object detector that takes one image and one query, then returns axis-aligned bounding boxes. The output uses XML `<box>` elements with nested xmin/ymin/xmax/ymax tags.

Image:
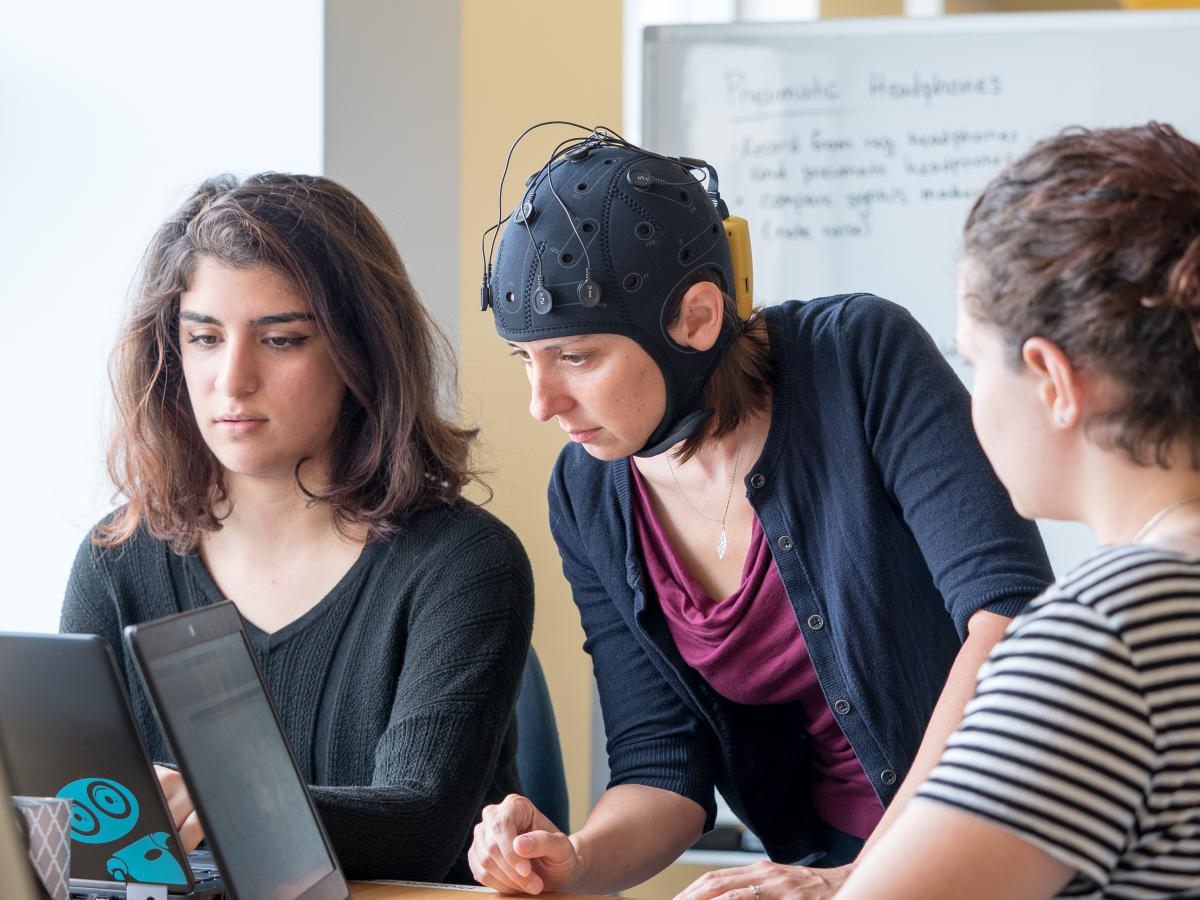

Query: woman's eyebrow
<box><xmin>250</xmin><ymin>312</ymin><xmax>316</xmax><ymax>326</ymax></box>
<box><xmin>178</xmin><ymin>311</ymin><xmax>315</xmax><ymax>326</ymax></box>
<box><xmin>179</xmin><ymin>310</ymin><xmax>221</xmax><ymax>325</ymax></box>
<box><xmin>506</xmin><ymin>339</ymin><xmax>595</xmax><ymax>353</ymax></box>
<box><xmin>507</xmin><ymin>341</ymin><xmax>565</xmax><ymax>352</ymax></box>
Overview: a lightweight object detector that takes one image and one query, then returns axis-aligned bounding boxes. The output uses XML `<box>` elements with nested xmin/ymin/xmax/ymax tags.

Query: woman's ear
<box><xmin>667</xmin><ymin>281</ymin><xmax>725</xmax><ymax>351</ymax></box>
<box><xmin>1021</xmin><ymin>337</ymin><xmax>1081</xmax><ymax>429</ymax></box>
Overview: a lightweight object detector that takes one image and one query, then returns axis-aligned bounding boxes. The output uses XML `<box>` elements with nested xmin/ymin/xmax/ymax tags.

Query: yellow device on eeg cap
<box><xmin>723</xmin><ymin>214</ymin><xmax>753</xmax><ymax>320</ymax></box>
<box><xmin>694</xmin><ymin>156</ymin><xmax>752</xmax><ymax>320</ymax></box>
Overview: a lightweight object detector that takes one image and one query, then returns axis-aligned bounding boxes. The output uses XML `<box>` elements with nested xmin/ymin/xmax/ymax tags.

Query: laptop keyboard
<box><xmin>187</xmin><ymin>848</ymin><xmax>222</xmax><ymax>881</ymax></box>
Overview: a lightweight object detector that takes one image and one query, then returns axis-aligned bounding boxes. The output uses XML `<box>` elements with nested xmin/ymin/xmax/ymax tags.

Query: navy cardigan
<box><xmin>547</xmin><ymin>295</ymin><xmax>1054</xmax><ymax>863</ymax></box>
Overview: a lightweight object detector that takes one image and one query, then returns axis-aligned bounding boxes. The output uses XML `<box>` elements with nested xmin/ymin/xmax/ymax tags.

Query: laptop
<box><xmin>124</xmin><ymin>602</ymin><xmax>350</xmax><ymax>900</ymax></box>
<box><xmin>0</xmin><ymin>633</ymin><xmax>222</xmax><ymax>898</ymax></box>
<box><xmin>0</xmin><ymin>731</ymin><xmax>51</xmax><ymax>900</ymax></box>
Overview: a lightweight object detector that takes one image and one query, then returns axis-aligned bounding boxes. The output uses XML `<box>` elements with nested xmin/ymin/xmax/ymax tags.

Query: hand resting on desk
<box><xmin>676</xmin><ymin>859</ymin><xmax>853</xmax><ymax>900</ymax></box>
<box><xmin>468</xmin><ymin>793</ymin><xmax>578</xmax><ymax>894</ymax></box>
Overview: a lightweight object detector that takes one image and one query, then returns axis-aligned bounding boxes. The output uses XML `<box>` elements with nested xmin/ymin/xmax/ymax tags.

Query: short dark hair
<box><xmin>100</xmin><ymin>173</ymin><xmax>479</xmax><ymax>551</ymax></box>
<box><xmin>663</xmin><ymin>270</ymin><xmax>772</xmax><ymax>463</ymax></box>
<box><xmin>963</xmin><ymin>122</ymin><xmax>1200</xmax><ymax>467</ymax></box>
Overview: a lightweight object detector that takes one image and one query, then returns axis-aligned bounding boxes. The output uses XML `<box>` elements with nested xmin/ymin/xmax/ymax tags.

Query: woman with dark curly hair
<box><xmin>843</xmin><ymin>123</ymin><xmax>1200</xmax><ymax>898</ymax></box>
<box><xmin>61</xmin><ymin>173</ymin><xmax>534</xmax><ymax>882</ymax></box>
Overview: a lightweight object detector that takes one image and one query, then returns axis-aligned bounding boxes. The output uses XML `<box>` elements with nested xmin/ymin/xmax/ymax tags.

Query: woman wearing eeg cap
<box><xmin>469</xmin><ymin>124</ymin><xmax>1053</xmax><ymax>898</ymax></box>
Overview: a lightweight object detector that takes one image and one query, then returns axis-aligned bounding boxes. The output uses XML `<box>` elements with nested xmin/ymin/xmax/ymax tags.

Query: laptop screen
<box><xmin>0</xmin><ymin>634</ymin><xmax>191</xmax><ymax>890</ymax></box>
<box><xmin>140</xmin><ymin>631</ymin><xmax>335</xmax><ymax>900</ymax></box>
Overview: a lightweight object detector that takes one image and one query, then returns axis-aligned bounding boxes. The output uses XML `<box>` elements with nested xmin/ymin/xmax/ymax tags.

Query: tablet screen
<box><xmin>143</xmin><ymin>633</ymin><xmax>334</xmax><ymax>900</ymax></box>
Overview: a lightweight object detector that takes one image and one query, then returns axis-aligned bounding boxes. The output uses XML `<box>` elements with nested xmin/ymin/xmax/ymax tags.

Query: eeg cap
<box><xmin>489</xmin><ymin>140</ymin><xmax>738</xmax><ymax>456</ymax></box>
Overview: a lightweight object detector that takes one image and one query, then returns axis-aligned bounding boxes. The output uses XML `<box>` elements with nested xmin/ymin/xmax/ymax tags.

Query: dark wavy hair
<box><xmin>98</xmin><ymin>173</ymin><xmax>480</xmax><ymax>552</ymax></box>
<box><xmin>963</xmin><ymin>122</ymin><xmax>1200</xmax><ymax>468</ymax></box>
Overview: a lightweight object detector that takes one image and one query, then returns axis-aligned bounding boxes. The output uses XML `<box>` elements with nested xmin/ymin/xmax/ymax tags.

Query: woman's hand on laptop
<box><xmin>155</xmin><ymin>764</ymin><xmax>205</xmax><ymax>852</ymax></box>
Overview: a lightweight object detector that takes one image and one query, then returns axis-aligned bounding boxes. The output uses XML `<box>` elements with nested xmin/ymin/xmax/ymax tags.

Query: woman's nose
<box><xmin>527</xmin><ymin>365</ymin><xmax>573</xmax><ymax>422</ymax></box>
<box><xmin>214</xmin><ymin>339</ymin><xmax>258</xmax><ymax>397</ymax></box>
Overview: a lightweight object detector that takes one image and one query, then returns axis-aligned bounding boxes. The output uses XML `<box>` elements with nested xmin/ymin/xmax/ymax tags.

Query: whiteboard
<box><xmin>644</xmin><ymin>11</ymin><xmax>1200</xmax><ymax>578</ymax></box>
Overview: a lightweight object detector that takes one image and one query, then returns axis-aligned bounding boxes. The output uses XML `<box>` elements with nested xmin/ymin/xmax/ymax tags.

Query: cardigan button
<box><xmin>778</xmin><ymin>534</ymin><xmax>794</xmax><ymax>551</ymax></box>
<box><xmin>880</xmin><ymin>769</ymin><xmax>898</xmax><ymax>786</ymax></box>
<box><xmin>750</xmin><ymin>473</ymin><xmax>766</xmax><ymax>489</ymax></box>
<box><xmin>833</xmin><ymin>699</ymin><xmax>852</xmax><ymax>715</ymax></box>
<box><xmin>807</xmin><ymin>614</ymin><xmax>825</xmax><ymax>630</ymax></box>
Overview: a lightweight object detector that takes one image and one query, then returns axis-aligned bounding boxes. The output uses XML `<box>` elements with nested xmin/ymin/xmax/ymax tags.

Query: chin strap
<box><xmin>632</xmin><ymin>313</ymin><xmax>743</xmax><ymax>458</ymax></box>
<box><xmin>633</xmin><ymin>408</ymin><xmax>715</xmax><ymax>458</ymax></box>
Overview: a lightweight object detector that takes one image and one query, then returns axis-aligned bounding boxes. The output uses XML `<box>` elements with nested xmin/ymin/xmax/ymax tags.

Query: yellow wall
<box><xmin>823</xmin><ymin>0</ymin><xmax>904</xmax><ymax>15</ymax></box>
<box><xmin>458</xmin><ymin>0</ymin><xmax>624</xmax><ymax>834</ymax></box>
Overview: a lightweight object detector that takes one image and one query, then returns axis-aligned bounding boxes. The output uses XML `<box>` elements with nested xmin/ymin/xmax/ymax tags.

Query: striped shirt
<box><xmin>917</xmin><ymin>544</ymin><xmax>1200</xmax><ymax>898</ymax></box>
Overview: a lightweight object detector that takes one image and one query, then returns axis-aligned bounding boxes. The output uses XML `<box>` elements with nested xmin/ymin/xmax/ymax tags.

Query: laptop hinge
<box><xmin>125</xmin><ymin>884</ymin><xmax>168</xmax><ymax>900</ymax></box>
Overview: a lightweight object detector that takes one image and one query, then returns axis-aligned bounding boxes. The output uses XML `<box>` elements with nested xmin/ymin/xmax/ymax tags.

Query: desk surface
<box><xmin>349</xmin><ymin>883</ymin><xmax>616</xmax><ymax>900</ymax></box>
<box><xmin>349</xmin><ymin>883</ymin><xmax>488</xmax><ymax>900</ymax></box>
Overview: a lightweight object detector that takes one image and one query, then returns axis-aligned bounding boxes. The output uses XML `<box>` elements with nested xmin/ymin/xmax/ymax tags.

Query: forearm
<box><xmin>861</xmin><ymin>609</ymin><xmax>1009</xmax><ymax>855</ymax></box>
<box><xmin>842</xmin><ymin>801</ymin><xmax>1073</xmax><ymax>899</ymax></box>
<box><xmin>328</xmin><ymin>676</ymin><xmax>527</xmax><ymax>879</ymax></box>
<box><xmin>311</xmin><ymin>704</ymin><xmax>518</xmax><ymax>883</ymax></box>
<box><xmin>566</xmin><ymin>784</ymin><xmax>706</xmax><ymax>894</ymax></box>
<box><xmin>310</xmin><ymin>782</ymin><xmax>474</xmax><ymax>881</ymax></box>
<box><xmin>344</xmin><ymin>535</ymin><xmax>532</xmax><ymax>880</ymax></box>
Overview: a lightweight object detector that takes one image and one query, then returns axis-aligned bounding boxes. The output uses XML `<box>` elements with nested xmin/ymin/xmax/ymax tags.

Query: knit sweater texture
<box><xmin>60</xmin><ymin>498</ymin><xmax>534</xmax><ymax>883</ymax></box>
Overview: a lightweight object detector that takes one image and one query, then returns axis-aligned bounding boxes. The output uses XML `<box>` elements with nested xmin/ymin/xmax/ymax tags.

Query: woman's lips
<box><xmin>215</xmin><ymin>417</ymin><xmax>266</xmax><ymax>436</ymax></box>
<box><xmin>569</xmin><ymin>428</ymin><xmax>600</xmax><ymax>443</ymax></box>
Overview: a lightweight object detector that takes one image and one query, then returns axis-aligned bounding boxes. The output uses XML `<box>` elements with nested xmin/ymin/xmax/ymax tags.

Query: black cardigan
<box><xmin>61</xmin><ymin>498</ymin><xmax>534</xmax><ymax>883</ymax></box>
<box><xmin>548</xmin><ymin>295</ymin><xmax>1053</xmax><ymax>864</ymax></box>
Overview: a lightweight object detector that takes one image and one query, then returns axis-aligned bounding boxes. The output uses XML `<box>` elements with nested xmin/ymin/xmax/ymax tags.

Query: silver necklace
<box><xmin>1132</xmin><ymin>493</ymin><xmax>1200</xmax><ymax>543</ymax></box>
<box><xmin>666</xmin><ymin>444</ymin><xmax>743</xmax><ymax>560</ymax></box>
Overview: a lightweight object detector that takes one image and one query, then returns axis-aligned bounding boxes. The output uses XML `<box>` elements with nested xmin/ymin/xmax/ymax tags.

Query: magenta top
<box><xmin>629</xmin><ymin>461</ymin><xmax>884</xmax><ymax>840</ymax></box>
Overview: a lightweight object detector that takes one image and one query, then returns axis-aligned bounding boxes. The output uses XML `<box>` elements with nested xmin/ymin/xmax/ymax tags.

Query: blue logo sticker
<box><xmin>107</xmin><ymin>832</ymin><xmax>187</xmax><ymax>884</ymax></box>
<box><xmin>56</xmin><ymin>777</ymin><xmax>140</xmax><ymax>844</ymax></box>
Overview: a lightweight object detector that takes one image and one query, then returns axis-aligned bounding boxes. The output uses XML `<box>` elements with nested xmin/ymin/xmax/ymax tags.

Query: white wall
<box><xmin>324</xmin><ymin>0</ymin><xmax>461</xmax><ymax>347</ymax></box>
<box><xmin>0</xmin><ymin>0</ymin><xmax>324</xmax><ymax>631</ymax></box>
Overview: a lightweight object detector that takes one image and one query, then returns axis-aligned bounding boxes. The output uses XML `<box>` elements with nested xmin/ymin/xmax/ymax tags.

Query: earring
<box><xmin>1053</xmin><ymin>411</ymin><xmax>1066</xmax><ymax>428</ymax></box>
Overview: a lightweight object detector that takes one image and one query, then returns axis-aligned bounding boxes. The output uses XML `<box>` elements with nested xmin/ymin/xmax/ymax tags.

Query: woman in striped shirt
<box><xmin>841</xmin><ymin>123</ymin><xmax>1200</xmax><ymax>898</ymax></box>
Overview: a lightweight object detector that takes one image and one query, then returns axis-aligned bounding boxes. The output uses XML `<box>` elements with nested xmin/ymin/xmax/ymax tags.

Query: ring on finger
<box><xmin>751</xmin><ymin>884</ymin><xmax>761</xmax><ymax>900</ymax></box>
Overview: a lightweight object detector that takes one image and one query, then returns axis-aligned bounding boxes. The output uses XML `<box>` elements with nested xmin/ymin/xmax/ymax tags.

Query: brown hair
<box><xmin>665</xmin><ymin>270</ymin><xmax>773</xmax><ymax>462</ymax></box>
<box><xmin>99</xmin><ymin>173</ymin><xmax>479</xmax><ymax>551</ymax></box>
<box><xmin>963</xmin><ymin>122</ymin><xmax>1200</xmax><ymax>467</ymax></box>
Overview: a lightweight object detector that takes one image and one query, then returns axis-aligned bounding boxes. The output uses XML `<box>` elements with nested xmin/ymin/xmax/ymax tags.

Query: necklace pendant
<box><xmin>716</xmin><ymin>528</ymin><xmax>728</xmax><ymax>560</ymax></box>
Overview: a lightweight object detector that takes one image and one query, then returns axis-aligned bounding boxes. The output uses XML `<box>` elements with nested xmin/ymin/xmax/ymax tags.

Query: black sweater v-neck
<box><xmin>61</xmin><ymin>499</ymin><xmax>534</xmax><ymax>883</ymax></box>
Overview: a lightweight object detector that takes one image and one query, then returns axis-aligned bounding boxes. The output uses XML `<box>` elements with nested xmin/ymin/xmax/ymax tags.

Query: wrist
<box><xmin>564</xmin><ymin>832</ymin><xmax>589</xmax><ymax>892</ymax></box>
